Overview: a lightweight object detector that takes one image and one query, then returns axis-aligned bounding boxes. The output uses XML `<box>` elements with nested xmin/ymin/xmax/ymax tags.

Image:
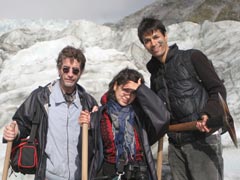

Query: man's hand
<box><xmin>196</xmin><ymin>115</ymin><xmax>211</xmax><ymax>133</ymax></box>
<box><xmin>3</xmin><ymin>121</ymin><xmax>19</xmax><ymax>141</ymax></box>
<box><xmin>79</xmin><ymin>110</ymin><xmax>91</xmax><ymax>127</ymax></box>
<box><xmin>78</xmin><ymin>106</ymin><xmax>98</xmax><ymax>128</ymax></box>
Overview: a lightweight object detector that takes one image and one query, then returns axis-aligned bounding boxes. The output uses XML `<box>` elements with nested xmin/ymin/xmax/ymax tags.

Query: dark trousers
<box><xmin>168</xmin><ymin>133</ymin><xmax>223</xmax><ymax>180</ymax></box>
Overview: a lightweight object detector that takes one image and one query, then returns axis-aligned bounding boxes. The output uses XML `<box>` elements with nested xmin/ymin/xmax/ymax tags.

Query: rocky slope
<box><xmin>108</xmin><ymin>0</ymin><xmax>240</xmax><ymax>29</ymax></box>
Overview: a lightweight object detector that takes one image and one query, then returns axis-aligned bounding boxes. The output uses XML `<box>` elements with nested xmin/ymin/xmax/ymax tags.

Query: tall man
<box><xmin>137</xmin><ymin>17</ymin><xmax>226</xmax><ymax>180</ymax></box>
<box><xmin>3</xmin><ymin>46</ymin><xmax>98</xmax><ymax>180</ymax></box>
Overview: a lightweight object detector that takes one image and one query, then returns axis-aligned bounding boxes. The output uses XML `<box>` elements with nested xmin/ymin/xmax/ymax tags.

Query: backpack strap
<box><xmin>181</xmin><ymin>49</ymin><xmax>202</xmax><ymax>83</ymax></box>
<box><xmin>183</xmin><ymin>49</ymin><xmax>221</xmax><ymax>83</ymax></box>
<box><xmin>28</xmin><ymin>93</ymin><xmax>41</xmax><ymax>144</ymax></box>
<box><xmin>28</xmin><ymin>122</ymin><xmax>38</xmax><ymax>143</ymax></box>
<box><xmin>28</xmin><ymin>100</ymin><xmax>40</xmax><ymax>143</ymax></box>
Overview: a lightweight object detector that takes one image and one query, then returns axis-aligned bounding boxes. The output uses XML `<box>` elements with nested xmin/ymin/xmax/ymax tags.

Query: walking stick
<box><xmin>82</xmin><ymin>123</ymin><xmax>88</xmax><ymax>180</ymax></box>
<box><xmin>2</xmin><ymin>123</ymin><xmax>15</xmax><ymax>180</ymax></box>
<box><xmin>156</xmin><ymin>136</ymin><xmax>164</xmax><ymax>180</ymax></box>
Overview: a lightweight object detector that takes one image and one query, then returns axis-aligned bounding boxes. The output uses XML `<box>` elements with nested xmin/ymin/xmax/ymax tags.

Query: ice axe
<box><xmin>2</xmin><ymin>123</ymin><xmax>16</xmax><ymax>180</ymax></box>
<box><xmin>156</xmin><ymin>137</ymin><xmax>164</xmax><ymax>180</ymax></box>
<box><xmin>81</xmin><ymin>104</ymin><xmax>98</xmax><ymax>180</ymax></box>
<box><xmin>218</xmin><ymin>92</ymin><xmax>238</xmax><ymax>148</ymax></box>
<box><xmin>156</xmin><ymin>93</ymin><xmax>238</xmax><ymax>180</ymax></box>
<box><xmin>168</xmin><ymin>93</ymin><xmax>238</xmax><ymax>148</ymax></box>
<box><xmin>82</xmin><ymin>123</ymin><xmax>88</xmax><ymax>180</ymax></box>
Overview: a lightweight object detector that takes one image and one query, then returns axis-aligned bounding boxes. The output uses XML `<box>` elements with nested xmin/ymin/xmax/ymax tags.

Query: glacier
<box><xmin>0</xmin><ymin>19</ymin><xmax>239</xmax><ymax>179</ymax></box>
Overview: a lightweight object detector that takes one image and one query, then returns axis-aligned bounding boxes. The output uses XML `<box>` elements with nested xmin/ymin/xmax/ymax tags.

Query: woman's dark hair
<box><xmin>56</xmin><ymin>46</ymin><xmax>86</xmax><ymax>71</ymax></box>
<box><xmin>138</xmin><ymin>16</ymin><xmax>167</xmax><ymax>44</ymax></box>
<box><xmin>107</xmin><ymin>68</ymin><xmax>145</xmax><ymax>100</ymax></box>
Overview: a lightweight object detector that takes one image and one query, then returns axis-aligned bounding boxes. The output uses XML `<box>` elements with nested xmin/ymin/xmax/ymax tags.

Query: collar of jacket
<box><xmin>146</xmin><ymin>43</ymin><xmax>179</xmax><ymax>74</ymax></box>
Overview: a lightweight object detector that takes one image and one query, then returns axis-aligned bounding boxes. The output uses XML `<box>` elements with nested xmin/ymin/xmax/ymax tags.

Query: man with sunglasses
<box><xmin>3</xmin><ymin>46</ymin><xmax>98</xmax><ymax>180</ymax></box>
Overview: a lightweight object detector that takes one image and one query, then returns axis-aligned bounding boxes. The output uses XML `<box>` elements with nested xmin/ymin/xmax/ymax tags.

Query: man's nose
<box><xmin>66</xmin><ymin>70</ymin><xmax>74</xmax><ymax>76</ymax></box>
<box><xmin>151</xmin><ymin>39</ymin><xmax>157</xmax><ymax>46</ymax></box>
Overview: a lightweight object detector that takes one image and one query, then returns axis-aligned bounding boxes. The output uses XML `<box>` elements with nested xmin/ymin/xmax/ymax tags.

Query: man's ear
<box><xmin>165</xmin><ymin>33</ymin><xmax>168</xmax><ymax>41</ymax></box>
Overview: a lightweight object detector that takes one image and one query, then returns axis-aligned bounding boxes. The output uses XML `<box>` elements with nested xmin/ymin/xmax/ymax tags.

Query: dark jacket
<box><xmin>79</xmin><ymin>84</ymin><xmax>170</xmax><ymax>180</ymax></box>
<box><xmin>12</xmin><ymin>81</ymin><xmax>98</xmax><ymax>180</ymax></box>
<box><xmin>147</xmin><ymin>44</ymin><xmax>226</xmax><ymax>144</ymax></box>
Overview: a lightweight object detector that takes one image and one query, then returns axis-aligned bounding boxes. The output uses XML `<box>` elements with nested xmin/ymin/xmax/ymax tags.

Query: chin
<box><xmin>120</xmin><ymin>102</ymin><xmax>129</xmax><ymax>106</ymax></box>
<box><xmin>154</xmin><ymin>52</ymin><xmax>164</xmax><ymax>58</ymax></box>
<box><xmin>64</xmin><ymin>82</ymin><xmax>75</xmax><ymax>87</ymax></box>
<box><xmin>64</xmin><ymin>84</ymin><xmax>74</xmax><ymax>90</ymax></box>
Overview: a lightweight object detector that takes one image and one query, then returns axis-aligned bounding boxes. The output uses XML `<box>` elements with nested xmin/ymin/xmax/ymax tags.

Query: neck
<box><xmin>61</xmin><ymin>86</ymin><xmax>76</xmax><ymax>95</ymax></box>
<box><xmin>64</xmin><ymin>88</ymin><xmax>75</xmax><ymax>95</ymax></box>
<box><xmin>158</xmin><ymin>46</ymin><xmax>169</xmax><ymax>64</ymax></box>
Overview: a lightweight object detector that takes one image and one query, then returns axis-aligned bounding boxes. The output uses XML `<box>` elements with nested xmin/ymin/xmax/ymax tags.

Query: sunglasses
<box><xmin>62</xmin><ymin>66</ymin><xmax>80</xmax><ymax>75</ymax></box>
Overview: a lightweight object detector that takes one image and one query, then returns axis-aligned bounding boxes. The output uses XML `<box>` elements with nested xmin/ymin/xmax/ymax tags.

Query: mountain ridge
<box><xmin>106</xmin><ymin>0</ymin><xmax>240</xmax><ymax>29</ymax></box>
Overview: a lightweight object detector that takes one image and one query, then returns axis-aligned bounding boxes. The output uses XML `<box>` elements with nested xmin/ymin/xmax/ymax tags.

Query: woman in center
<box><xmin>79</xmin><ymin>68</ymin><xmax>170</xmax><ymax>180</ymax></box>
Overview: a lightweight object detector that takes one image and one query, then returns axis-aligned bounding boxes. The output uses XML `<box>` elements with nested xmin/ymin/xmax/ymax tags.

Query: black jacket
<box><xmin>147</xmin><ymin>44</ymin><xmax>226</xmax><ymax>143</ymax></box>
<box><xmin>12</xmin><ymin>81</ymin><xmax>98</xmax><ymax>180</ymax></box>
<box><xmin>79</xmin><ymin>84</ymin><xmax>170</xmax><ymax>180</ymax></box>
<box><xmin>147</xmin><ymin>44</ymin><xmax>226</xmax><ymax>122</ymax></box>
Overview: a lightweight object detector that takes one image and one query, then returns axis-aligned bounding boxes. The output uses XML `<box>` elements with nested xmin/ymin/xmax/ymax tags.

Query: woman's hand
<box><xmin>91</xmin><ymin>106</ymin><xmax>98</xmax><ymax>113</ymax></box>
<box><xmin>124</xmin><ymin>78</ymin><xmax>142</xmax><ymax>91</ymax></box>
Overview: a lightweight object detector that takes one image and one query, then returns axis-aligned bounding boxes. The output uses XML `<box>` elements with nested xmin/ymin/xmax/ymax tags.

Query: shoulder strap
<box><xmin>183</xmin><ymin>49</ymin><xmax>221</xmax><ymax>83</ymax></box>
<box><xmin>28</xmin><ymin>123</ymin><xmax>38</xmax><ymax>143</ymax></box>
<box><xmin>182</xmin><ymin>49</ymin><xmax>202</xmax><ymax>82</ymax></box>
<box><xmin>28</xmin><ymin>96</ymin><xmax>41</xmax><ymax>143</ymax></box>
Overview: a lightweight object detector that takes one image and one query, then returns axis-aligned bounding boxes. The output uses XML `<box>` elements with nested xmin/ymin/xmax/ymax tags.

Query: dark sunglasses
<box><xmin>62</xmin><ymin>66</ymin><xmax>80</xmax><ymax>75</ymax></box>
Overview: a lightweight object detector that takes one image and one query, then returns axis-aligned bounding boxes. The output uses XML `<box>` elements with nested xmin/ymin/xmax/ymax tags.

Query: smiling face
<box><xmin>58</xmin><ymin>58</ymin><xmax>82</xmax><ymax>94</ymax></box>
<box><xmin>113</xmin><ymin>83</ymin><xmax>136</xmax><ymax>106</ymax></box>
<box><xmin>142</xmin><ymin>29</ymin><xmax>169</xmax><ymax>63</ymax></box>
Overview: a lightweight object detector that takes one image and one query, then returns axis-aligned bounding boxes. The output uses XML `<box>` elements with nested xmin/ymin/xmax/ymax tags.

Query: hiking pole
<box><xmin>2</xmin><ymin>123</ymin><xmax>15</xmax><ymax>180</ymax></box>
<box><xmin>82</xmin><ymin>123</ymin><xmax>88</xmax><ymax>180</ymax></box>
<box><xmin>156</xmin><ymin>136</ymin><xmax>164</xmax><ymax>180</ymax></box>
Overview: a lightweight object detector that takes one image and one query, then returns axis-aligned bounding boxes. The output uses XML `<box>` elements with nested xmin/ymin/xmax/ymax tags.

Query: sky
<box><xmin>0</xmin><ymin>0</ymin><xmax>156</xmax><ymax>24</ymax></box>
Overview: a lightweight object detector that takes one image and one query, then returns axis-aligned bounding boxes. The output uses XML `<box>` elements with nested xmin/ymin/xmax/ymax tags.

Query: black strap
<box><xmin>28</xmin><ymin>123</ymin><xmax>38</xmax><ymax>143</ymax></box>
<box><xmin>116</xmin><ymin>158</ymin><xmax>125</xmax><ymax>174</ymax></box>
<box><xmin>28</xmin><ymin>99</ymin><xmax>40</xmax><ymax>143</ymax></box>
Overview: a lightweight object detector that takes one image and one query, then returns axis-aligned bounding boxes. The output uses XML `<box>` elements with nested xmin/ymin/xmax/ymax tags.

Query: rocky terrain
<box><xmin>107</xmin><ymin>0</ymin><xmax>240</xmax><ymax>29</ymax></box>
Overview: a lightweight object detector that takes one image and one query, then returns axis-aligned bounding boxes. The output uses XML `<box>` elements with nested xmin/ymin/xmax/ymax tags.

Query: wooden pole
<box><xmin>81</xmin><ymin>123</ymin><xmax>88</xmax><ymax>180</ymax></box>
<box><xmin>156</xmin><ymin>136</ymin><xmax>164</xmax><ymax>180</ymax></box>
<box><xmin>2</xmin><ymin>123</ymin><xmax>15</xmax><ymax>180</ymax></box>
<box><xmin>168</xmin><ymin>121</ymin><xmax>197</xmax><ymax>132</ymax></box>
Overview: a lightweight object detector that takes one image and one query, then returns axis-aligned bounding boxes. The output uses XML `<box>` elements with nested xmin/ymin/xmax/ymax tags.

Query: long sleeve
<box><xmin>191</xmin><ymin>51</ymin><xmax>226</xmax><ymax>122</ymax></box>
<box><xmin>135</xmin><ymin>84</ymin><xmax>170</xmax><ymax>144</ymax></box>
